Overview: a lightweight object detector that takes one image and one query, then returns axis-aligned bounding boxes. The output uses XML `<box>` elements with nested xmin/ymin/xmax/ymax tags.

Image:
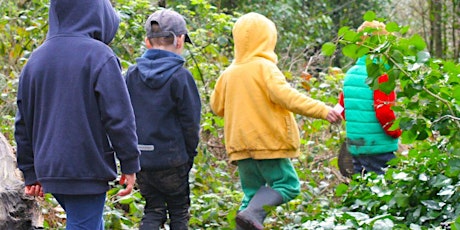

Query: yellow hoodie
<box><xmin>210</xmin><ymin>12</ymin><xmax>331</xmax><ymax>162</ymax></box>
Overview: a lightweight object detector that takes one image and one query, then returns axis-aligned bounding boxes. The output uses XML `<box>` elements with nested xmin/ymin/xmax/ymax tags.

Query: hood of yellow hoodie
<box><xmin>232</xmin><ymin>12</ymin><xmax>278</xmax><ymax>64</ymax></box>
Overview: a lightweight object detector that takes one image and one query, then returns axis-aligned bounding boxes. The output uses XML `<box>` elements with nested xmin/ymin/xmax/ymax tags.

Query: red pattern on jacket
<box><xmin>339</xmin><ymin>74</ymin><xmax>402</xmax><ymax>138</ymax></box>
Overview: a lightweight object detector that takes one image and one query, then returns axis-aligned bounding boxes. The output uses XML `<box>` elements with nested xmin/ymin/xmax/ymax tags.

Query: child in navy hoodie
<box><xmin>14</xmin><ymin>0</ymin><xmax>141</xmax><ymax>229</ymax></box>
<box><xmin>124</xmin><ymin>9</ymin><xmax>201</xmax><ymax>230</ymax></box>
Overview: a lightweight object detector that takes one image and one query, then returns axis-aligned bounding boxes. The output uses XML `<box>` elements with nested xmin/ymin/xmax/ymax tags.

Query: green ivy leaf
<box><xmin>367</xmin><ymin>62</ymin><xmax>382</xmax><ymax>80</ymax></box>
<box><xmin>321</xmin><ymin>42</ymin><xmax>337</xmax><ymax>56</ymax></box>
<box><xmin>421</xmin><ymin>200</ymin><xmax>443</xmax><ymax>210</ymax></box>
<box><xmin>417</xmin><ymin>126</ymin><xmax>431</xmax><ymax>140</ymax></box>
<box><xmin>385</xmin><ymin>22</ymin><xmax>399</xmax><ymax>32</ymax></box>
<box><xmin>408</xmin><ymin>63</ymin><xmax>423</xmax><ymax>71</ymax></box>
<box><xmin>445</xmin><ymin>158</ymin><xmax>460</xmax><ymax>177</ymax></box>
<box><xmin>453</xmin><ymin>85</ymin><xmax>460</xmax><ymax>102</ymax></box>
<box><xmin>118</xmin><ymin>196</ymin><xmax>134</xmax><ymax>204</ymax></box>
<box><xmin>379</xmin><ymin>79</ymin><xmax>396</xmax><ymax>94</ymax></box>
<box><xmin>416</xmin><ymin>129</ymin><xmax>429</xmax><ymax>140</ymax></box>
<box><xmin>409</xmin><ymin>34</ymin><xmax>427</xmax><ymax>51</ymax></box>
<box><xmin>110</xmin><ymin>215</ymin><xmax>122</xmax><ymax>229</ymax></box>
<box><xmin>346</xmin><ymin>211</ymin><xmax>370</xmax><ymax>221</ymax></box>
<box><xmin>356</xmin><ymin>46</ymin><xmax>370</xmax><ymax>58</ymax></box>
<box><xmin>107</xmin><ymin>187</ymin><xmax>120</xmax><ymax>196</ymax></box>
<box><xmin>387</xmin><ymin>68</ymin><xmax>401</xmax><ymax>86</ymax></box>
<box><xmin>363</xmin><ymin>11</ymin><xmax>376</xmax><ymax>21</ymax></box>
<box><xmin>443</xmin><ymin>61</ymin><xmax>460</xmax><ymax>76</ymax></box>
<box><xmin>390</xmin><ymin>49</ymin><xmax>404</xmax><ymax>64</ymax></box>
<box><xmin>418</xmin><ymin>173</ymin><xmax>429</xmax><ymax>181</ymax></box>
<box><xmin>430</xmin><ymin>175</ymin><xmax>452</xmax><ymax>188</ymax></box>
<box><xmin>342</xmin><ymin>44</ymin><xmax>358</xmax><ymax>59</ymax></box>
<box><xmin>437</xmin><ymin>185</ymin><xmax>455</xmax><ymax>197</ymax></box>
<box><xmin>343</xmin><ymin>29</ymin><xmax>359</xmax><ymax>42</ymax></box>
<box><xmin>335</xmin><ymin>183</ymin><xmax>349</xmax><ymax>196</ymax></box>
<box><xmin>400</xmin><ymin>25</ymin><xmax>410</xmax><ymax>34</ymax></box>
<box><xmin>440</xmin><ymin>125</ymin><xmax>451</xmax><ymax>135</ymax></box>
<box><xmin>416</xmin><ymin>51</ymin><xmax>430</xmax><ymax>63</ymax></box>
<box><xmin>392</xmin><ymin>172</ymin><xmax>411</xmax><ymax>181</ymax></box>
<box><xmin>338</xmin><ymin>26</ymin><xmax>351</xmax><ymax>36</ymax></box>
<box><xmin>372</xmin><ymin>218</ymin><xmax>394</xmax><ymax>230</ymax></box>
<box><xmin>453</xmin><ymin>215</ymin><xmax>460</xmax><ymax>230</ymax></box>
<box><xmin>402</xmin><ymin>128</ymin><xmax>417</xmax><ymax>144</ymax></box>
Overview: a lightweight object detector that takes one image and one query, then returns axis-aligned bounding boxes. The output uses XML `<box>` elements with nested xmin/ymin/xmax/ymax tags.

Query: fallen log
<box><xmin>0</xmin><ymin>132</ymin><xmax>43</xmax><ymax>229</ymax></box>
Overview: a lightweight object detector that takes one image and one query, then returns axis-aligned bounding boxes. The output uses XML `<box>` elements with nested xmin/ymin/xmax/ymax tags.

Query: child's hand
<box><xmin>24</xmin><ymin>183</ymin><xmax>44</xmax><ymax>197</ymax></box>
<box><xmin>117</xmin><ymin>173</ymin><xmax>136</xmax><ymax>196</ymax></box>
<box><xmin>326</xmin><ymin>109</ymin><xmax>343</xmax><ymax>124</ymax></box>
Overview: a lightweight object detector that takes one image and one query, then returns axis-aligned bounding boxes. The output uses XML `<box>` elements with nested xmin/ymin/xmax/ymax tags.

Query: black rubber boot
<box><xmin>235</xmin><ymin>186</ymin><xmax>283</xmax><ymax>230</ymax></box>
<box><xmin>235</xmin><ymin>210</ymin><xmax>245</xmax><ymax>230</ymax></box>
<box><xmin>235</xmin><ymin>223</ymin><xmax>245</xmax><ymax>230</ymax></box>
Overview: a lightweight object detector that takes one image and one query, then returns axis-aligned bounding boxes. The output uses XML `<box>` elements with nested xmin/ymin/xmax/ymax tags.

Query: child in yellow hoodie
<box><xmin>210</xmin><ymin>12</ymin><xmax>343</xmax><ymax>229</ymax></box>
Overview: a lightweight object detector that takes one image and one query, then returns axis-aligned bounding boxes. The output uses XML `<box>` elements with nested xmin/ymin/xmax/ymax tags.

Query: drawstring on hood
<box><xmin>136</xmin><ymin>49</ymin><xmax>185</xmax><ymax>89</ymax></box>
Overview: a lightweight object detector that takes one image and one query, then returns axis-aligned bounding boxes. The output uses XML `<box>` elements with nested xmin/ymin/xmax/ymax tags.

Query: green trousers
<box><xmin>237</xmin><ymin>158</ymin><xmax>300</xmax><ymax>210</ymax></box>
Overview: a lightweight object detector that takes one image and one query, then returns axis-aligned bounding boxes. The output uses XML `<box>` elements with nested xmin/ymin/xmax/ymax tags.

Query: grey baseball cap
<box><xmin>145</xmin><ymin>9</ymin><xmax>192</xmax><ymax>44</ymax></box>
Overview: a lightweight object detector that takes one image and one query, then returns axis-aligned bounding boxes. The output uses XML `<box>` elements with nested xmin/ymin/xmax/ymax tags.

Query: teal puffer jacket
<box><xmin>343</xmin><ymin>57</ymin><xmax>398</xmax><ymax>155</ymax></box>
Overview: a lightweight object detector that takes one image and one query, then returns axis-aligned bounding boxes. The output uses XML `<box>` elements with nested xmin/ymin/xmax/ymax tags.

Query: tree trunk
<box><xmin>430</xmin><ymin>0</ymin><xmax>443</xmax><ymax>58</ymax></box>
<box><xmin>453</xmin><ymin>0</ymin><xmax>460</xmax><ymax>59</ymax></box>
<box><xmin>0</xmin><ymin>133</ymin><xmax>42</xmax><ymax>229</ymax></box>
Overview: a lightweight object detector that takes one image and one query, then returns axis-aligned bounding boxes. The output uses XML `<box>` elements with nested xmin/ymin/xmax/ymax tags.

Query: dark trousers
<box><xmin>137</xmin><ymin>163</ymin><xmax>191</xmax><ymax>230</ymax></box>
<box><xmin>352</xmin><ymin>152</ymin><xmax>395</xmax><ymax>175</ymax></box>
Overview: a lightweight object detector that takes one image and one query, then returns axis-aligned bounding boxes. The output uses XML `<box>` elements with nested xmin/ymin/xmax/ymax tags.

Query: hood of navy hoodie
<box><xmin>47</xmin><ymin>0</ymin><xmax>119</xmax><ymax>44</ymax></box>
<box><xmin>136</xmin><ymin>49</ymin><xmax>185</xmax><ymax>89</ymax></box>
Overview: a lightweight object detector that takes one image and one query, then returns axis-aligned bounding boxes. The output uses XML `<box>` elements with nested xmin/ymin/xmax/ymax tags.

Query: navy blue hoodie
<box><xmin>14</xmin><ymin>0</ymin><xmax>140</xmax><ymax>195</ymax></box>
<box><xmin>125</xmin><ymin>49</ymin><xmax>201</xmax><ymax>171</ymax></box>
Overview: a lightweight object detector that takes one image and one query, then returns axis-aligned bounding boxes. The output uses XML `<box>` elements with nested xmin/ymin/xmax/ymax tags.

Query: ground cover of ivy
<box><xmin>2</xmin><ymin>1</ymin><xmax>459</xmax><ymax>229</ymax></box>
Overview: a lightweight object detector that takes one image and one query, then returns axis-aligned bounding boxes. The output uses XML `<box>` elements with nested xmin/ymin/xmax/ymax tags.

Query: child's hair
<box><xmin>147</xmin><ymin>22</ymin><xmax>177</xmax><ymax>46</ymax></box>
<box><xmin>357</xmin><ymin>20</ymin><xmax>388</xmax><ymax>35</ymax></box>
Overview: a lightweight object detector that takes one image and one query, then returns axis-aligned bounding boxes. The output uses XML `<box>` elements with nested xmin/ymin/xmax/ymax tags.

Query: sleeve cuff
<box><xmin>120</xmin><ymin>157</ymin><xmax>141</xmax><ymax>174</ymax></box>
<box><xmin>22</xmin><ymin>169</ymin><xmax>38</xmax><ymax>186</ymax></box>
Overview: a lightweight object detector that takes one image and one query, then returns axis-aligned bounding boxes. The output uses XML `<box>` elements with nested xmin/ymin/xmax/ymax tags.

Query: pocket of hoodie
<box><xmin>97</xmin><ymin>150</ymin><xmax>117</xmax><ymax>179</ymax></box>
<box><xmin>284</xmin><ymin>115</ymin><xmax>299</xmax><ymax>148</ymax></box>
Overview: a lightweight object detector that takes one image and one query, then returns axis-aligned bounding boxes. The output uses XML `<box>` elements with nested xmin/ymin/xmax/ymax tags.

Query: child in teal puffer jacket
<box><xmin>338</xmin><ymin>21</ymin><xmax>402</xmax><ymax>175</ymax></box>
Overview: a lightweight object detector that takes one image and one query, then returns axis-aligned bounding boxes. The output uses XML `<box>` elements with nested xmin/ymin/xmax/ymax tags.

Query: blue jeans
<box><xmin>53</xmin><ymin>193</ymin><xmax>106</xmax><ymax>230</ymax></box>
<box><xmin>352</xmin><ymin>152</ymin><xmax>395</xmax><ymax>175</ymax></box>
